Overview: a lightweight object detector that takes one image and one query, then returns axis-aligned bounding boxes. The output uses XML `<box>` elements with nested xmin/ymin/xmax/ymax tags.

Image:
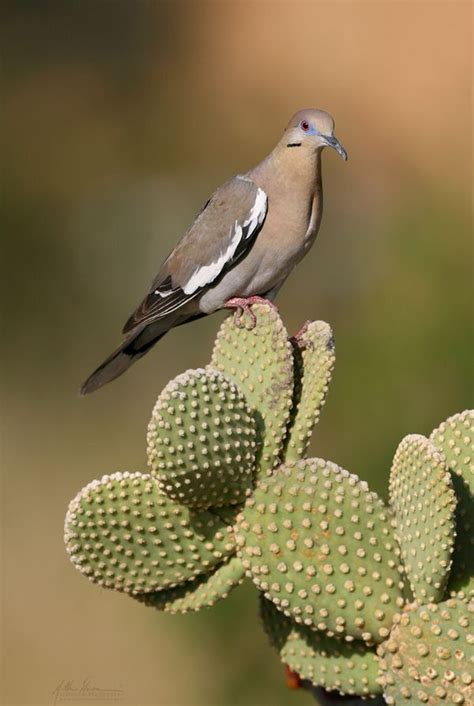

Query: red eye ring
<box><xmin>300</xmin><ymin>120</ymin><xmax>310</xmax><ymax>132</ymax></box>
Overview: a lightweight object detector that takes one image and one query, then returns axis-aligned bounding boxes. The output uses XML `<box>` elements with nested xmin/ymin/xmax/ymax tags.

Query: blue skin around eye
<box><xmin>300</xmin><ymin>122</ymin><xmax>319</xmax><ymax>136</ymax></box>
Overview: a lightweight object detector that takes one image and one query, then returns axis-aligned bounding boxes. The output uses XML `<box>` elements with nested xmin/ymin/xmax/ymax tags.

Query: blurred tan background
<box><xmin>1</xmin><ymin>2</ymin><xmax>472</xmax><ymax>705</ymax></box>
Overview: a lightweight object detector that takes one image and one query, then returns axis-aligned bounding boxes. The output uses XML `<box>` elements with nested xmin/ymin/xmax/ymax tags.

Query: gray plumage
<box><xmin>81</xmin><ymin>108</ymin><xmax>347</xmax><ymax>394</ymax></box>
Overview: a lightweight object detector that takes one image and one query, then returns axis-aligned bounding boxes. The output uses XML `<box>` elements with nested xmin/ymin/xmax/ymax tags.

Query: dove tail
<box><xmin>80</xmin><ymin>325</ymin><xmax>168</xmax><ymax>395</ymax></box>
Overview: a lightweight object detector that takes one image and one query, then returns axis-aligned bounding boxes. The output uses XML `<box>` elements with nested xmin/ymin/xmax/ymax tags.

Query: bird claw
<box><xmin>290</xmin><ymin>320</ymin><xmax>314</xmax><ymax>350</ymax></box>
<box><xmin>224</xmin><ymin>296</ymin><xmax>278</xmax><ymax>330</ymax></box>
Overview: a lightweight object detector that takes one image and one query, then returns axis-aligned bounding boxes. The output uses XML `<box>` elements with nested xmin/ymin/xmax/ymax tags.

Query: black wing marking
<box><xmin>122</xmin><ymin>178</ymin><xmax>267</xmax><ymax>334</ymax></box>
<box><xmin>122</xmin><ymin>276</ymin><xmax>199</xmax><ymax>333</ymax></box>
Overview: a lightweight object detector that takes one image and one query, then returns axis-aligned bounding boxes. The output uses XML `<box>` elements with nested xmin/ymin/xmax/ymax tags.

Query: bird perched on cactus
<box><xmin>80</xmin><ymin>108</ymin><xmax>347</xmax><ymax>394</ymax></box>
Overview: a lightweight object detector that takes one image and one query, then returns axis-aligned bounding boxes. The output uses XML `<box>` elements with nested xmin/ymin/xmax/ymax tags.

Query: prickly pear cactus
<box><xmin>210</xmin><ymin>304</ymin><xmax>294</xmax><ymax>475</ymax></box>
<box><xmin>260</xmin><ymin>595</ymin><xmax>383</xmax><ymax>697</ymax></box>
<box><xmin>284</xmin><ymin>321</ymin><xmax>335</xmax><ymax>462</ymax></box>
<box><xmin>64</xmin><ymin>471</ymin><xmax>236</xmax><ymax>593</ymax></box>
<box><xmin>65</xmin><ymin>304</ymin><xmax>474</xmax><ymax>705</ymax></box>
<box><xmin>430</xmin><ymin>410</ymin><xmax>474</xmax><ymax>599</ymax></box>
<box><xmin>377</xmin><ymin>598</ymin><xmax>473</xmax><ymax>705</ymax></box>
<box><xmin>147</xmin><ymin>367</ymin><xmax>257</xmax><ymax>509</ymax></box>
<box><xmin>389</xmin><ymin>434</ymin><xmax>456</xmax><ymax>603</ymax></box>
<box><xmin>235</xmin><ymin>458</ymin><xmax>404</xmax><ymax>643</ymax></box>
<box><xmin>135</xmin><ymin>556</ymin><xmax>245</xmax><ymax>614</ymax></box>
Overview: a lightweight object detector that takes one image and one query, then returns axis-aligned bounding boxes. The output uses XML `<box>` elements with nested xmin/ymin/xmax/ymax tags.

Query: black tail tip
<box><xmin>79</xmin><ymin>376</ymin><xmax>101</xmax><ymax>396</ymax></box>
<box><xmin>78</xmin><ymin>325</ymin><xmax>167</xmax><ymax>396</ymax></box>
<box><xmin>79</xmin><ymin>346</ymin><xmax>139</xmax><ymax>396</ymax></box>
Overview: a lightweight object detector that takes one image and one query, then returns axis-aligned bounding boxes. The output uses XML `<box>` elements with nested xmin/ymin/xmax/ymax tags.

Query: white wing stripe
<box><xmin>182</xmin><ymin>187</ymin><xmax>267</xmax><ymax>296</ymax></box>
<box><xmin>183</xmin><ymin>223</ymin><xmax>243</xmax><ymax>295</ymax></box>
<box><xmin>242</xmin><ymin>188</ymin><xmax>267</xmax><ymax>237</ymax></box>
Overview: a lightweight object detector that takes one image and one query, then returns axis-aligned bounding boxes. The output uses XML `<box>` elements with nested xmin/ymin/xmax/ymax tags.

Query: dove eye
<box><xmin>300</xmin><ymin>120</ymin><xmax>310</xmax><ymax>132</ymax></box>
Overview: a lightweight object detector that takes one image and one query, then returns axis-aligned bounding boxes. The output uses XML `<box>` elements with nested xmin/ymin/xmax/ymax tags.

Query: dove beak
<box><xmin>322</xmin><ymin>134</ymin><xmax>348</xmax><ymax>161</ymax></box>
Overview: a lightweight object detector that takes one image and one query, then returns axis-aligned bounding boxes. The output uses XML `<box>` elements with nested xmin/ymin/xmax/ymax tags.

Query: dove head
<box><xmin>282</xmin><ymin>108</ymin><xmax>348</xmax><ymax>161</ymax></box>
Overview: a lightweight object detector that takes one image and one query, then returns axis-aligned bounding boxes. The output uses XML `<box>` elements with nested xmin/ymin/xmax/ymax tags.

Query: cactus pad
<box><xmin>284</xmin><ymin>321</ymin><xmax>335</xmax><ymax>461</ymax></box>
<box><xmin>235</xmin><ymin>458</ymin><xmax>405</xmax><ymax>643</ymax></box>
<box><xmin>210</xmin><ymin>304</ymin><xmax>293</xmax><ymax>475</ymax></box>
<box><xmin>430</xmin><ymin>410</ymin><xmax>474</xmax><ymax>494</ymax></box>
<box><xmin>147</xmin><ymin>368</ymin><xmax>257</xmax><ymax>509</ymax></box>
<box><xmin>378</xmin><ymin>598</ymin><xmax>474</xmax><ymax>705</ymax></box>
<box><xmin>135</xmin><ymin>556</ymin><xmax>245</xmax><ymax>614</ymax></box>
<box><xmin>64</xmin><ymin>472</ymin><xmax>236</xmax><ymax>593</ymax></box>
<box><xmin>260</xmin><ymin>596</ymin><xmax>382</xmax><ymax>696</ymax></box>
<box><xmin>430</xmin><ymin>410</ymin><xmax>474</xmax><ymax>598</ymax></box>
<box><xmin>389</xmin><ymin>434</ymin><xmax>456</xmax><ymax>603</ymax></box>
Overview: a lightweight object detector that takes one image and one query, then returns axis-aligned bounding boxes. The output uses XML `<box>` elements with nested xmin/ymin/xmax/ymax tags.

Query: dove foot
<box><xmin>224</xmin><ymin>296</ymin><xmax>278</xmax><ymax>329</ymax></box>
<box><xmin>290</xmin><ymin>320</ymin><xmax>314</xmax><ymax>350</ymax></box>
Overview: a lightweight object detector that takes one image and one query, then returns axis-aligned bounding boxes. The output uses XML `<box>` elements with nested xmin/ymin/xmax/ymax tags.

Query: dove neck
<box><xmin>253</xmin><ymin>146</ymin><xmax>323</xmax><ymax>199</ymax></box>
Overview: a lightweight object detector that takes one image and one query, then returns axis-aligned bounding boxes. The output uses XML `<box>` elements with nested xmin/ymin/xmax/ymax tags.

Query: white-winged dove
<box><xmin>81</xmin><ymin>108</ymin><xmax>347</xmax><ymax>394</ymax></box>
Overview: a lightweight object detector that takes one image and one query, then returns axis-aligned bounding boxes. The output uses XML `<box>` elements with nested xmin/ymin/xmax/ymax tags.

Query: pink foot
<box><xmin>224</xmin><ymin>296</ymin><xmax>278</xmax><ymax>329</ymax></box>
<box><xmin>290</xmin><ymin>320</ymin><xmax>313</xmax><ymax>350</ymax></box>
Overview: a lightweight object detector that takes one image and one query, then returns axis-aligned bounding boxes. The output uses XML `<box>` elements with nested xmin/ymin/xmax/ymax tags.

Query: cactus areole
<box><xmin>65</xmin><ymin>304</ymin><xmax>474</xmax><ymax>703</ymax></box>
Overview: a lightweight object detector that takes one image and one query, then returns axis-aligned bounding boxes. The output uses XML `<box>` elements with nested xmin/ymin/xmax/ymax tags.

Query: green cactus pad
<box><xmin>210</xmin><ymin>303</ymin><xmax>293</xmax><ymax>475</ymax></box>
<box><xmin>389</xmin><ymin>434</ymin><xmax>456</xmax><ymax>603</ymax></box>
<box><xmin>147</xmin><ymin>368</ymin><xmax>257</xmax><ymax>510</ymax></box>
<box><xmin>430</xmin><ymin>410</ymin><xmax>474</xmax><ymax>598</ymax></box>
<box><xmin>260</xmin><ymin>596</ymin><xmax>383</xmax><ymax>696</ymax></box>
<box><xmin>378</xmin><ymin>598</ymin><xmax>474</xmax><ymax>705</ymax></box>
<box><xmin>210</xmin><ymin>502</ymin><xmax>245</xmax><ymax>527</ymax></box>
<box><xmin>135</xmin><ymin>556</ymin><xmax>245</xmax><ymax>614</ymax></box>
<box><xmin>235</xmin><ymin>458</ymin><xmax>405</xmax><ymax>643</ymax></box>
<box><xmin>64</xmin><ymin>472</ymin><xmax>236</xmax><ymax>594</ymax></box>
<box><xmin>284</xmin><ymin>321</ymin><xmax>335</xmax><ymax>462</ymax></box>
<box><xmin>431</xmin><ymin>411</ymin><xmax>474</xmax><ymax>495</ymax></box>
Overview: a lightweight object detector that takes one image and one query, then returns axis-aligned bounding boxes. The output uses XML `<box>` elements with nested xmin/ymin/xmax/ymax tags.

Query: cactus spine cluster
<box><xmin>65</xmin><ymin>305</ymin><xmax>473</xmax><ymax>704</ymax></box>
